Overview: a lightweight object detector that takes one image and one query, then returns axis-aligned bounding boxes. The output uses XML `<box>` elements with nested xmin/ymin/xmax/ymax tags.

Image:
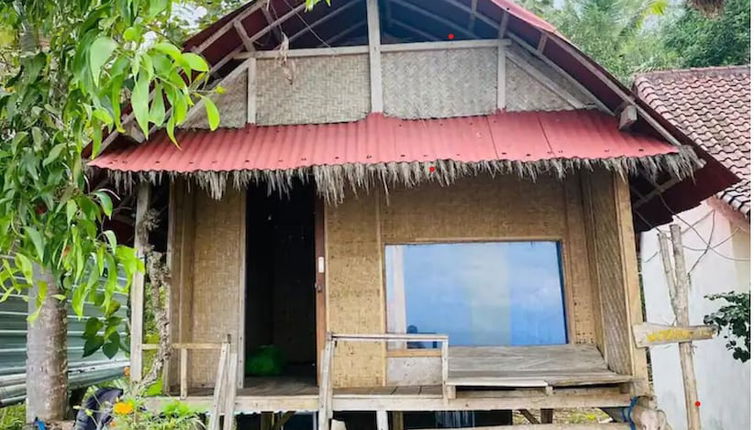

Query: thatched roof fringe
<box><xmin>104</xmin><ymin>147</ymin><xmax>699</xmax><ymax>203</ymax></box>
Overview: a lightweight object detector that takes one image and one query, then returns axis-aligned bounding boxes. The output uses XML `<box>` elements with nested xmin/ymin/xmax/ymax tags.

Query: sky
<box><xmin>386</xmin><ymin>241</ymin><xmax>567</xmax><ymax>347</ymax></box>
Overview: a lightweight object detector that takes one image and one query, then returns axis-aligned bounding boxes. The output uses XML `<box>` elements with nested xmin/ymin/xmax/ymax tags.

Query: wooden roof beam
<box><xmin>288</xmin><ymin>0</ymin><xmax>360</xmax><ymax>44</ymax></box>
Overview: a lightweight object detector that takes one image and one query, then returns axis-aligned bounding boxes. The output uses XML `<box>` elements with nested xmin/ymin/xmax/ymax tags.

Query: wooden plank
<box><xmin>376</xmin><ymin>410</ymin><xmax>389</xmax><ymax>430</ymax></box>
<box><xmin>519</xmin><ymin>410</ymin><xmax>540</xmax><ymax>424</ymax></box>
<box><xmin>242</xmin><ymin>45</ymin><xmax>368</xmax><ymax>59</ymax></box>
<box><xmin>318</xmin><ymin>338</ymin><xmax>334</xmax><ymax>430</ymax></box>
<box><xmin>208</xmin><ymin>342</ymin><xmax>230</xmax><ymax>430</ymax></box>
<box><xmin>497</xmin><ymin>40</ymin><xmax>506</xmax><ymax>110</ymax></box>
<box><xmin>129</xmin><ymin>182</ymin><xmax>150</xmax><ymax>383</ymax></box>
<box><xmin>387</xmin><ymin>349</ymin><xmax>442</xmax><ymax>358</ymax></box>
<box><xmin>392</xmin><ymin>411</ymin><xmax>405</xmax><ymax>430</ymax></box>
<box><xmin>246</xmin><ymin>56</ymin><xmax>257</xmax><ymax>124</ymax></box>
<box><xmin>247</xmin><ymin>2</ymin><xmax>307</xmax><ymax>45</ymax></box>
<box><xmin>180</xmin><ymin>348</ymin><xmax>188</xmax><ymax>399</ymax></box>
<box><xmin>618</xmin><ymin>105</ymin><xmax>637</xmax><ymax>131</ymax></box>
<box><xmin>414</xmin><ymin>425</ymin><xmax>629</xmax><ymax>430</ymax></box>
<box><xmin>193</xmin><ymin>1</ymin><xmax>267</xmax><ymax>53</ymax></box>
<box><xmin>333</xmin><ymin>333</ymin><xmax>448</xmax><ymax>342</ymax></box>
<box><xmin>223</xmin><ymin>351</ymin><xmax>238</xmax><ymax>430</ymax></box>
<box><xmin>379</xmin><ymin>39</ymin><xmax>507</xmax><ymax>52</ymax></box>
<box><xmin>633</xmin><ymin>322</ymin><xmax>715</xmax><ymax>348</ymax></box>
<box><xmin>314</xmin><ymin>196</ymin><xmax>327</xmax><ymax>383</ymax></box>
<box><xmin>234</xmin><ymin>20</ymin><xmax>255</xmax><ymax>52</ymax></box>
<box><xmin>366</xmin><ymin>0</ymin><xmax>383</xmax><ymax>112</ymax></box>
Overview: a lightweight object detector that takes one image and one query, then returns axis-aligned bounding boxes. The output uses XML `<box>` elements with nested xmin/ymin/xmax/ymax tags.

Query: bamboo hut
<box><xmin>89</xmin><ymin>0</ymin><xmax>740</xmax><ymax>428</ymax></box>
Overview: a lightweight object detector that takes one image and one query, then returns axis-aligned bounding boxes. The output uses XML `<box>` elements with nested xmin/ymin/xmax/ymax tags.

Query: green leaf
<box><xmin>103</xmin><ymin>334</ymin><xmax>120</xmax><ymax>359</ymax></box>
<box><xmin>89</xmin><ymin>37</ymin><xmax>117</xmax><ymax>85</ymax></box>
<box><xmin>149</xmin><ymin>0</ymin><xmax>170</xmax><ymax>17</ymax></box>
<box><xmin>181</xmin><ymin>52</ymin><xmax>209</xmax><ymax>72</ymax></box>
<box><xmin>14</xmin><ymin>253</ymin><xmax>33</xmax><ymax>285</ymax></box>
<box><xmin>66</xmin><ymin>200</ymin><xmax>77</xmax><ymax>224</ymax></box>
<box><xmin>84</xmin><ymin>317</ymin><xmax>103</xmax><ymax>338</ymax></box>
<box><xmin>203</xmin><ymin>97</ymin><xmax>220</xmax><ymax>130</ymax></box>
<box><xmin>83</xmin><ymin>335</ymin><xmax>105</xmax><ymax>357</ymax></box>
<box><xmin>25</xmin><ymin>227</ymin><xmax>45</xmax><ymax>261</ymax></box>
<box><xmin>93</xmin><ymin>191</ymin><xmax>113</xmax><ymax>217</ymax></box>
<box><xmin>103</xmin><ymin>230</ymin><xmax>117</xmax><ymax>251</ymax></box>
<box><xmin>43</xmin><ymin>143</ymin><xmax>65</xmax><ymax>167</ymax></box>
<box><xmin>132</xmin><ymin>71</ymin><xmax>151</xmax><ymax>137</ymax></box>
<box><xmin>152</xmin><ymin>42</ymin><xmax>183</xmax><ymax>61</ymax></box>
<box><xmin>149</xmin><ymin>85</ymin><xmax>166</xmax><ymax>127</ymax></box>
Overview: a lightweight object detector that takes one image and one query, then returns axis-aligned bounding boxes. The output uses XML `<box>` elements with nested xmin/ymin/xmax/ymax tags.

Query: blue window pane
<box><xmin>385</xmin><ymin>242</ymin><xmax>567</xmax><ymax>347</ymax></box>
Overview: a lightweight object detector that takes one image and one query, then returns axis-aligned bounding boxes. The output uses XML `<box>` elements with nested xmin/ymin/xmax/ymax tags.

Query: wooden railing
<box><xmin>142</xmin><ymin>336</ymin><xmax>236</xmax><ymax>430</ymax></box>
<box><xmin>318</xmin><ymin>332</ymin><xmax>450</xmax><ymax>430</ymax></box>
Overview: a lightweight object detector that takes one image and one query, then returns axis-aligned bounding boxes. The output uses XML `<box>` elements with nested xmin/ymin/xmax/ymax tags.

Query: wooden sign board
<box><xmin>633</xmin><ymin>322</ymin><xmax>716</xmax><ymax>348</ymax></box>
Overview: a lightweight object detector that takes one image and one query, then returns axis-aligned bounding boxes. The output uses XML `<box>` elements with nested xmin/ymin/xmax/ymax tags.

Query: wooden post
<box><xmin>223</xmin><ymin>350</ymin><xmax>238</xmax><ymax>430</ymax></box>
<box><xmin>540</xmin><ymin>409</ymin><xmax>554</xmax><ymax>424</ymax></box>
<box><xmin>130</xmin><ymin>182</ymin><xmax>150</xmax><ymax>382</ymax></box>
<box><xmin>366</xmin><ymin>0</ymin><xmax>383</xmax><ymax>112</ymax></box>
<box><xmin>497</xmin><ymin>39</ymin><xmax>506</xmax><ymax>110</ymax></box>
<box><xmin>376</xmin><ymin>411</ymin><xmax>389</xmax><ymax>430</ymax></box>
<box><xmin>668</xmin><ymin>224</ymin><xmax>702</xmax><ymax>430</ymax></box>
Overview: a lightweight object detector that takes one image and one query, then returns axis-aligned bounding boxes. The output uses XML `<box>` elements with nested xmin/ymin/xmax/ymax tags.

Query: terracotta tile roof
<box><xmin>634</xmin><ymin>66</ymin><xmax>751</xmax><ymax>217</ymax></box>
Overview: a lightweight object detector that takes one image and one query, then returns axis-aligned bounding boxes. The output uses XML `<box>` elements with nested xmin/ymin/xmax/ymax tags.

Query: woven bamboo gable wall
<box><xmin>184</xmin><ymin>40</ymin><xmax>598</xmax><ymax>129</ymax></box>
<box><xmin>324</xmin><ymin>173</ymin><xmax>638</xmax><ymax>388</ymax></box>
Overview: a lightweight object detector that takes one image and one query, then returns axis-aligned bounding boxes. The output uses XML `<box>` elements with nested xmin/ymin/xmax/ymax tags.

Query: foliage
<box><xmin>0</xmin><ymin>0</ymin><xmax>220</xmax><ymax>358</ymax></box>
<box><xmin>76</xmin><ymin>394</ymin><xmax>204</xmax><ymax>430</ymax></box>
<box><xmin>704</xmin><ymin>291</ymin><xmax>750</xmax><ymax>363</ymax></box>
<box><xmin>0</xmin><ymin>404</ymin><xmax>25</xmax><ymax>430</ymax></box>
<box><xmin>661</xmin><ymin>0</ymin><xmax>750</xmax><ymax>68</ymax></box>
<box><xmin>520</xmin><ymin>0</ymin><xmax>679</xmax><ymax>83</ymax></box>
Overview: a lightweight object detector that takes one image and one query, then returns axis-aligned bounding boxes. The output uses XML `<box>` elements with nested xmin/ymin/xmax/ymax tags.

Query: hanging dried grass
<box><xmin>97</xmin><ymin>147</ymin><xmax>700</xmax><ymax>204</ymax></box>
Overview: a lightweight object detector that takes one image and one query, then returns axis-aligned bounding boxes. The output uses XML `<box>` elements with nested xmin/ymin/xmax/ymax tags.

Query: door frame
<box><xmin>314</xmin><ymin>196</ymin><xmax>327</xmax><ymax>384</ymax></box>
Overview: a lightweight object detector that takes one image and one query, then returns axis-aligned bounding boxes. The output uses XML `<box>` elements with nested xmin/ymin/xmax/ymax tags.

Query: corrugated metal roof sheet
<box><xmin>91</xmin><ymin>111</ymin><xmax>678</xmax><ymax>174</ymax></box>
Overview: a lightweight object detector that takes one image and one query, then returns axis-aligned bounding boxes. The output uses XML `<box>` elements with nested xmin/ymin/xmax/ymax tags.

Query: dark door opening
<box><xmin>245</xmin><ymin>182</ymin><xmax>317</xmax><ymax>389</ymax></box>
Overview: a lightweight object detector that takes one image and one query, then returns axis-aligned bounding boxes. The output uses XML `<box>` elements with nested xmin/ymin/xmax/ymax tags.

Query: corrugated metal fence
<box><xmin>0</xmin><ymin>276</ymin><xmax>129</xmax><ymax>407</ymax></box>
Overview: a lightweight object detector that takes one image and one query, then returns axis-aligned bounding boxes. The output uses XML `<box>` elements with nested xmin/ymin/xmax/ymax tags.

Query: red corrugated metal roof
<box><xmin>90</xmin><ymin>111</ymin><xmax>677</xmax><ymax>174</ymax></box>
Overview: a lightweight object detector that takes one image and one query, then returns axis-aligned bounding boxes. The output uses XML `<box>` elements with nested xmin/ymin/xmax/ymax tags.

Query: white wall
<box><xmin>641</xmin><ymin>198</ymin><xmax>750</xmax><ymax>430</ymax></box>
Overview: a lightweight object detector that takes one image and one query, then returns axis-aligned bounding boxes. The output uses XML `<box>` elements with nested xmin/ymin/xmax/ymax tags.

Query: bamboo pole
<box><xmin>668</xmin><ymin>224</ymin><xmax>702</xmax><ymax>430</ymax></box>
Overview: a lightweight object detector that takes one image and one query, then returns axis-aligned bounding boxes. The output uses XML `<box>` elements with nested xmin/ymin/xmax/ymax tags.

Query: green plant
<box><xmin>704</xmin><ymin>291</ymin><xmax>750</xmax><ymax>362</ymax></box>
<box><xmin>0</xmin><ymin>404</ymin><xmax>25</xmax><ymax>430</ymax></box>
<box><xmin>109</xmin><ymin>398</ymin><xmax>206</xmax><ymax>430</ymax></box>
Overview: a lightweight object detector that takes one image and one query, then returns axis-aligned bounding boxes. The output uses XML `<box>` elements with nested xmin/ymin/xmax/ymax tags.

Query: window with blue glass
<box><xmin>385</xmin><ymin>241</ymin><xmax>567</xmax><ymax>348</ymax></box>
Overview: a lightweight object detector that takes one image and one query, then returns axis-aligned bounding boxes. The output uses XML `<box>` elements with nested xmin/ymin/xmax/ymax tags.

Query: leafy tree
<box><xmin>0</xmin><ymin>0</ymin><xmax>219</xmax><ymax>421</ymax></box>
<box><xmin>662</xmin><ymin>0</ymin><xmax>750</xmax><ymax>68</ymax></box>
<box><xmin>520</xmin><ymin>0</ymin><xmax>679</xmax><ymax>83</ymax></box>
<box><xmin>704</xmin><ymin>291</ymin><xmax>750</xmax><ymax>363</ymax></box>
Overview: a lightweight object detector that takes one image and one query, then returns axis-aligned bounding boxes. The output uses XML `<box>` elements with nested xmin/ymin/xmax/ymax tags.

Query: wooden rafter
<box><xmin>288</xmin><ymin>0</ymin><xmax>360</xmax><ymax>44</ymax></box>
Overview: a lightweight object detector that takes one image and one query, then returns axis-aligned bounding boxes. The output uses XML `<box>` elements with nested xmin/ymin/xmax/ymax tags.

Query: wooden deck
<box><xmin>149</xmin><ymin>343</ymin><xmax>635</xmax><ymax>414</ymax></box>
<box><xmin>146</xmin><ymin>385</ymin><xmax>631</xmax><ymax>413</ymax></box>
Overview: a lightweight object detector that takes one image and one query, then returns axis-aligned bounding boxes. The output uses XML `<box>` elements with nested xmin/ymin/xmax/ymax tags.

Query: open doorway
<box><xmin>245</xmin><ymin>182</ymin><xmax>317</xmax><ymax>390</ymax></box>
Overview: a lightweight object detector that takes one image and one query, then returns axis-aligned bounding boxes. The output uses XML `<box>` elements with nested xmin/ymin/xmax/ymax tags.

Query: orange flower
<box><xmin>113</xmin><ymin>401</ymin><xmax>134</xmax><ymax>415</ymax></box>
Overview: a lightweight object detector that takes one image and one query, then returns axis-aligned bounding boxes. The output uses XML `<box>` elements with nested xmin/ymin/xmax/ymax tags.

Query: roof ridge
<box><xmin>635</xmin><ymin>65</ymin><xmax>751</xmax><ymax>80</ymax></box>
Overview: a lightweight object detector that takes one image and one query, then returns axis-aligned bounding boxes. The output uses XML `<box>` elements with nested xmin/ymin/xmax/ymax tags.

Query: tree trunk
<box><xmin>26</xmin><ymin>266</ymin><xmax>68</xmax><ymax>423</ymax></box>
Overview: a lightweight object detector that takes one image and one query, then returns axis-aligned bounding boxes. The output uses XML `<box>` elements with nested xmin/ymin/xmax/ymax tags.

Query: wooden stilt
<box><xmin>540</xmin><ymin>409</ymin><xmax>554</xmax><ymax>424</ymax></box>
<box><xmin>376</xmin><ymin>411</ymin><xmax>389</xmax><ymax>430</ymax></box>
<box><xmin>392</xmin><ymin>411</ymin><xmax>405</xmax><ymax>430</ymax></box>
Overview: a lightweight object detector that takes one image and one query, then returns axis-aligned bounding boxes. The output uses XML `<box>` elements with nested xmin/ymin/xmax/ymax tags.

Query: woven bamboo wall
<box><xmin>325</xmin><ymin>191</ymin><xmax>386</xmax><ymax>388</ymax></box>
<box><xmin>184</xmin><ymin>71</ymin><xmax>248</xmax><ymax>129</ymax></box>
<box><xmin>506</xmin><ymin>42</ymin><xmax>595</xmax><ymax>110</ymax></box>
<box><xmin>325</xmin><ymin>174</ymin><xmax>600</xmax><ymax>388</ymax></box>
<box><xmin>256</xmin><ymin>55</ymin><xmax>371</xmax><ymax>126</ymax></box>
<box><xmin>382</xmin><ymin>49</ymin><xmax>498</xmax><ymax>119</ymax></box>
<box><xmin>580</xmin><ymin>170</ymin><xmax>647</xmax><ymax>387</ymax></box>
<box><xmin>166</xmin><ymin>184</ymin><xmax>245</xmax><ymax>389</ymax></box>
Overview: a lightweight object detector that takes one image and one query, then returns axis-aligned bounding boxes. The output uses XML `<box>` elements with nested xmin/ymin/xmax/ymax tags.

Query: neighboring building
<box><xmin>636</xmin><ymin>66</ymin><xmax>750</xmax><ymax>430</ymax></box>
<box><xmin>88</xmin><ymin>1</ymin><xmax>738</xmax><ymax>429</ymax></box>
